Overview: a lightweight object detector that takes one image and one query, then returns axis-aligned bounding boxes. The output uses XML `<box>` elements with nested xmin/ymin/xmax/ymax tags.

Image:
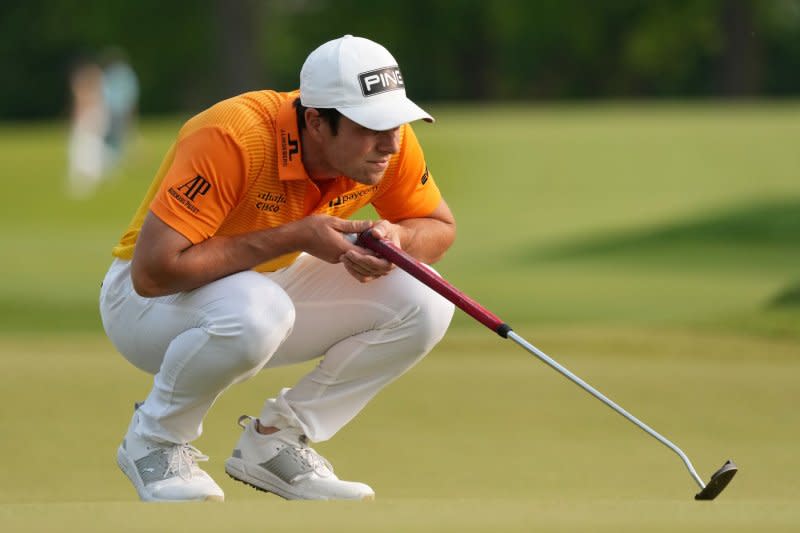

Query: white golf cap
<box><xmin>300</xmin><ymin>35</ymin><xmax>434</xmax><ymax>131</ymax></box>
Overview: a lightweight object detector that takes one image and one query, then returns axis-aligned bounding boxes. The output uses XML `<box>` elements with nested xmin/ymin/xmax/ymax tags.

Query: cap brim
<box><xmin>337</xmin><ymin>97</ymin><xmax>433</xmax><ymax>131</ymax></box>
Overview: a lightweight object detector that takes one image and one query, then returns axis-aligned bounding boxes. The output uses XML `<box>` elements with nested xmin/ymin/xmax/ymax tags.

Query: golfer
<box><xmin>99</xmin><ymin>35</ymin><xmax>455</xmax><ymax>502</ymax></box>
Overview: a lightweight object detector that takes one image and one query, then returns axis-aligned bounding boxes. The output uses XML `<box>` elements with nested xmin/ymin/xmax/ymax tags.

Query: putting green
<box><xmin>0</xmin><ymin>327</ymin><xmax>797</xmax><ymax>531</ymax></box>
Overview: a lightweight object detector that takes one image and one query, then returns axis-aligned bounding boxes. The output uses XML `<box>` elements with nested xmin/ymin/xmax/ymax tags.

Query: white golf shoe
<box><xmin>116</xmin><ymin>411</ymin><xmax>224</xmax><ymax>502</ymax></box>
<box><xmin>225</xmin><ymin>415</ymin><xmax>375</xmax><ymax>501</ymax></box>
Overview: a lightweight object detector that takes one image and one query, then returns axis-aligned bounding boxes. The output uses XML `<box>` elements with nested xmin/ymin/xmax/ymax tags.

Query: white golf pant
<box><xmin>99</xmin><ymin>254</ymin><xmax>454</xmax><ymax>444</ymax></box>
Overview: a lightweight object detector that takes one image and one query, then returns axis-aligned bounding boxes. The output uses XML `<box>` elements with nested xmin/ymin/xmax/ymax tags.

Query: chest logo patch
<box><xmin>256</xmin><ymin>191</ymin><xmax>287</xmax><ymax>212</ymax></box>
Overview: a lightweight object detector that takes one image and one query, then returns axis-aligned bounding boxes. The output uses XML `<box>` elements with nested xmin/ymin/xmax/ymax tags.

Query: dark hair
<box><xmin>294</xmin><ymin>98</ymin><xmax>342</xmax><ymax>135</ymax></box>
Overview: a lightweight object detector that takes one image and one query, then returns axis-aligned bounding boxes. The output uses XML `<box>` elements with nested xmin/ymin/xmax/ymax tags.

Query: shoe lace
<box><xmin>287</xmin><ymin>432</ymin><xmax>333</xmax><ymax>475</ymax></box>
<box><xmin>297</xmin><ymin>444</ymin><xmax>334</xmax><ymax>475</ymax></box>
<box><xmin>165</xmin><ymin>444</ymin><xmax>208</xmax><ymax>481</ymax></box>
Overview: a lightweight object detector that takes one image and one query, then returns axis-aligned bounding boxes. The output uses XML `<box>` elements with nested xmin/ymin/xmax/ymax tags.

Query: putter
<box><xmin>352</xmin><ymin>229</ymin><xmax>737</xmax><ymax>500</ymax></box>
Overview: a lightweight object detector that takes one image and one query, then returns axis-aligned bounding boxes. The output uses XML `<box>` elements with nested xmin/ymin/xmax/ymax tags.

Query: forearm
<box><xmin>395</xmin><ymin>217</ymin><xmax>456</xmax><ymax>264</ymax></box>
<box><xmin>132</xmin><ymin>212</ymin><xmax>373</xmax><ymax>297</ymax></box>
<box><xmin>393</xmin><ymin>199</ymin><xmax>456</xmax><ymax>264</ymax></box>
<box><xmin>132</xmin><ymin>221</ymin><xmax>303</xmax><ymax>297</ymax></box>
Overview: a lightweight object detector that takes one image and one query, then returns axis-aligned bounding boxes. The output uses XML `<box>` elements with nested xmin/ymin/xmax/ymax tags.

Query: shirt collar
<box><xmin>276</xmin><ymin>92</ymin><xmax>309</xmax><ymax>181</ymax></box>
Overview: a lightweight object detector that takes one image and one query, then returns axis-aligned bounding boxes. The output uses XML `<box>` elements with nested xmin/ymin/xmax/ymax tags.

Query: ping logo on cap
<box><xmin>359</xmin><ymin>66</ymin><xmax>404</xmax><ymax>97</ymax></box>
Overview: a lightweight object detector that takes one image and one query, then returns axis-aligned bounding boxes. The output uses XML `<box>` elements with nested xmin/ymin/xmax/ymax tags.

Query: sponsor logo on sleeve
<box><xmin>358</xmin><ymin>66</ymin><xmax>404</xmax><ymax>97</ymax></box>
<box><xmin>421</xmin><ymin>166</ymin><xmax>429</xmax><ymax>185</ymax></box>
<box><xmin>168</xmin><ymin>175</ymin><xmax>211</xmax><ymax>214</ymax></box>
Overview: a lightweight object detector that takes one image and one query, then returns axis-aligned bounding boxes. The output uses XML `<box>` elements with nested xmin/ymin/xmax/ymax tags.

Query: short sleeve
<box><xmin>371</xmin><ymin>124</ymin><xmax>442</xmax><ymax>222</ymax></box>
<box><xmin>150</xmin><ymin>126</ymin><xmax>247</xmax><ymax>243</ymax></box>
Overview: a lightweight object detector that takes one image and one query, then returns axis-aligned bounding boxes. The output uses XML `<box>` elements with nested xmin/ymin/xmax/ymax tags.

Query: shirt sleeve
<box><xmin>150</xmin><ymin>126</ymin><xmax>247</xmax><ymax>243</ymax></box>
<box><xmin>370</xmin><ymin>124</ymin><xmax>442</xmax><ymax>222</ymax></box>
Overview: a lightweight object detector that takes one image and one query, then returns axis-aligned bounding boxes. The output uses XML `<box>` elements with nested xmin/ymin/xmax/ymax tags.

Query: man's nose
<box><xmin>377</xmin><ymin>128</ymin><xmax>401</xmax><ymax>154</ymax></box>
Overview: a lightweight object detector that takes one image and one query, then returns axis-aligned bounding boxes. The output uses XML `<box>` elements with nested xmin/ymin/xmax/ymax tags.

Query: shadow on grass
<box><xmin>521</xmin><ymin>199</ymin><xmax>800</xmax><ymax>331</ymax></box>
<box><xmin>526</xmin><ymin>199</ymin><xmax>800</xmax><ymax>261</ymax></box>
<box><xmin>771</xmin><ymin>282</ymin><xmax>800</xmax><ymax>309</ymax></box>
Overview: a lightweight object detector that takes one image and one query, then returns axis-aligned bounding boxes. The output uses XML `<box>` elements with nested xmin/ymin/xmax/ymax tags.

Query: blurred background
<box><xmin>3</xmin><ymin>0</ymin><xmax>800</xmax><ymax>119</ymax></box>
<box><xmin>1</xmin><ymin>1</ymin><xmax>799</xmax><ymax>528</ymax></box>
<box><xmin>1</xmin><ymin>0</ymin><xmax>798</xmax><ymax>333</ymax></box>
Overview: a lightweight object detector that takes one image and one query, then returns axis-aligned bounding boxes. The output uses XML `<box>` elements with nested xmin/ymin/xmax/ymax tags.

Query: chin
<box><xmin>352</xmin><ymin>171</ymin><xmax>385</xmax><ymax>186</ymax></box>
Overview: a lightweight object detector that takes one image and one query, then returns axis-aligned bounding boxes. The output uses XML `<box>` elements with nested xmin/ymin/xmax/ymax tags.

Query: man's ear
<box><xmin>304</xmin><ymin>108</ymin><xmax>324</xmax><ymax>139</ymax></box>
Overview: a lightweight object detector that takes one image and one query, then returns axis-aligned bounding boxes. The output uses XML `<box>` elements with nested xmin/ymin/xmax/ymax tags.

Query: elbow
<box><xmin>429</xmin><ymin>222</ymin><xmax>457</xmax><ymax>264</ymax></box>
<box><xmin>130</xmin><ymin>261</ymin><xmax>173</xmax><ymax>298</ymax></box>
<box><xmin>445</xmin><ymin>221</ymin><xmax>457</xmax><ymax>252</ymax></box>
<box><xmin>131</xmin><ymin>272</ymin><xmax>164</xmax><ymax>298</ymax></box>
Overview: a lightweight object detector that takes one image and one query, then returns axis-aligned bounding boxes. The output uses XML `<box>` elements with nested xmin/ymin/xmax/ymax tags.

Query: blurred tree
<box><xmin>0</xmin><ymin>0</ymin><xmax>216</xmax><ymax>118</ymax></box>
<box><xmin>213</xmin><ymin>0</ymin><xmax>266</xmax><ymax>99</ymax></box>
<box><xmin>718</xmin><ymin>0</ymin><xmax>762</xmax><ymax>95</ymax></box>
<box><xmin>621</xmin><ymin>1</ymin><xmax>722</xmax><ymax>96</ymax></box>
<box><xmin>1</xmin><ymin>0</ymin><xmax>799</xmax><ymax>119</ymax></box>
<box><xmin>757</xmin><ymin>0</ymin><xmax>800</xmax><ymax>95</ymax></box>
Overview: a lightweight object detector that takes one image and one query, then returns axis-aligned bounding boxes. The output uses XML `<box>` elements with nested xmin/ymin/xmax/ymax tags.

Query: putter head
<box><xmin>695</xmin><ymin>460</ymin><xmax>738</xmax><ymax>500</ymax></box>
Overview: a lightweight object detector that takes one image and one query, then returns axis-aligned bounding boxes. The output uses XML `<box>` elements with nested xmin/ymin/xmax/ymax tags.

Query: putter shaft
<box><xmin>351</xmin><ymin>229</ymin><xmax>740</xmax><ymax>497</ymax></box>
<box><xmin>506</xmin><ymin>331</ymin><xmax>706</xmax><ymax>489</ymax></box>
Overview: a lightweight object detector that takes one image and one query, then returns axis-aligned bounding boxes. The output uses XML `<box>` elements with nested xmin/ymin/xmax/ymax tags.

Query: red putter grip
<box><xmin>355</xmin><ymin>230</ymin><xmax>512</xmax><ymax>337</ymax></box>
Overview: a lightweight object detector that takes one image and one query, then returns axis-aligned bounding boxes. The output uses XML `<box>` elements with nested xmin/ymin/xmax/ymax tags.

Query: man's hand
<box><xmin>340</xmin><ymin>220</ymin><xmax>400</xmax><ymax>283</ymax></box>
<box><xmin>338</xmin><ymin>199</ymin><xmax>457</xmax><ymax>283</ymax></box>
<box><xmin>296</xmin><ymin>214</ymin><xmax>374</xmax><ymax>264</ymax></box>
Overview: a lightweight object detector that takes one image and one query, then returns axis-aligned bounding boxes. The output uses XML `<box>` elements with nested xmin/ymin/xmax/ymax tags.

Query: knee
<box><xmin>237</xmin><ymin>292</ymin><xmax>296</xmax><ymax>368</ymax></box>
<box><xmin>413</xmin><ymin>287</ymin><xmax>455</xmax><ymax>352</ymax></box>
<box><xmin>206</xmin><ymin>273</ymin><xmax>296</xmax><ymax>370</ymax></box>
<box><xmin>388</xmin><ymin>270</ymin><xmax>455</xmax><ymax>353</ymax></box>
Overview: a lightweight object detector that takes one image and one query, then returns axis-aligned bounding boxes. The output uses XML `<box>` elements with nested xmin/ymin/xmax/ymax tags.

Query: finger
<box><xmin>370</xmin><ymin>220</ymin><xmax>390</xmax><ymax>239</ymax></box>
<box><xmin>341</xmin><ymin>259</ymin><xmax>376</xmax><ymax>283</ymax></box>
<box><xmin>343</xmin><ymin>249</ymin><xmax>393</xmax><ymax>274</ymax></box>
<box><xmin>341</xmin><ymin>254</ymin><xmax>374</xmax><ymax>277</ymax></box>
<box><xmin>368</xmin><ymin>220</ymin><xmax>401</xmax><ymax>247</ymax></box>
<box><xmin>347</xmin><ymin>260</ymin><xmax>391</xmax><ymax>279</ymax></box>
<box><xmin>346</xmin><ymin>254</ymin><xmax>392</xmax><ymax>279</ymax></box>
<box><xmin>335</xmin><ymin>218</ymin><xmax>373</xmax><ymax>235</ymax></box>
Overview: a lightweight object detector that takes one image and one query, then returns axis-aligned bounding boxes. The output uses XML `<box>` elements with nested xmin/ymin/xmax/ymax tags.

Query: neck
<box><xmin>300</xmin><ymin>129</ymin><xmax>338</xmax><ymax>181</ymax></box>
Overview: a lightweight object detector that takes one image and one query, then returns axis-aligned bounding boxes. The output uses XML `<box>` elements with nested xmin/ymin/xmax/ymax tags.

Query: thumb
<box><xmin>337</xmin><ymin>219</ymin><xmax>373</xmax><ymax>234</ymax></box>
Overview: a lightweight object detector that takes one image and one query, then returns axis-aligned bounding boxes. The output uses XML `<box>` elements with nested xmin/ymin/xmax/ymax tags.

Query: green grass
<box><xmin>1</xmin><ymin>329</ymin><xmax>798</xmax><ymax>531</ymax></box>
<box><xmin>1</xmin><ymin>103</ymin><xmax>799</xmax><ymax>530</ymax></box>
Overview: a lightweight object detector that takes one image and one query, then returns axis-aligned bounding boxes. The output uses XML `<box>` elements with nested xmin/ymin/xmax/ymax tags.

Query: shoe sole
<box><xmin>224</xmin><ymin>457</ymin><xmax>374</xmax><ymax>501</ymax></box>
<box><xmin>117</xmin><ymin>445</ymin><xmax>224</xmax><ymax>503</ymax></box>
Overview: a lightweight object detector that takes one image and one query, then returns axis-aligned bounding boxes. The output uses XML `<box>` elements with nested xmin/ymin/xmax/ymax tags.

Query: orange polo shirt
<box><xmin>111</xmin><ymin>90</ymin><xmax>441</xmax><ymax>272</ymax></box>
